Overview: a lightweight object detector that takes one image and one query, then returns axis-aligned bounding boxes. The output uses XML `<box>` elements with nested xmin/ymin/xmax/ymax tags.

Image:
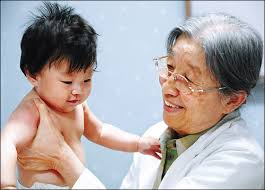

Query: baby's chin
<box><xmin>48</xmin><ymin>100</ymin><xmax>85</xmax><ymax>113</ymax></box>
<box><xmin>51</xmin><ymin>105</ymin><xmax>77</xmax><ymax>113</ymax></box>
<box><xmin>63</xmin><ymin>106</ymin><xmax>79</xmax><ymax>113</ymax></box>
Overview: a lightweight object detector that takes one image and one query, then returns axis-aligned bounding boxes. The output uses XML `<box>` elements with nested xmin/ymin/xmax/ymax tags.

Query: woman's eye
<box><xmin>167</xmin><ymin>64</ymin><xmax>174</xmax><ymax>72</ymax></box>
<box><xmin>61</xmin><ymin>81</ymin><xmax>72</xmax><ymax>84</ymax></box>
<box><xmin>167</xmin><ymin>71</ymin><xmax>172</xmax><ymax>77</ymax></box>
<box><xmin>84</xmin><ymin>79</ymin><xmax>91</xmax><ymax>83</ymax></box>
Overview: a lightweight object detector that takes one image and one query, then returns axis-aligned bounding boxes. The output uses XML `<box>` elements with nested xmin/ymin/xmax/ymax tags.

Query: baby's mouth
<box><xmin>67</xmin><ymin>100</ymin><xmax>80</xmax><ymax>103</ymax></box>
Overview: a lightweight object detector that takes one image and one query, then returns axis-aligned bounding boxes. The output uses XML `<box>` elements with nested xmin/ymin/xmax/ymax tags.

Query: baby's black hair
<box><xmin>20</xmin><ymin>2</ymin><xmax>98</xmax><ymax>76</ymax></box>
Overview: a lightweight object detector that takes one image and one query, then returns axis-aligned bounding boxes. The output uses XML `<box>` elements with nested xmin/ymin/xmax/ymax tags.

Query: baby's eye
<box><xmin>61</xmin><ymin>81</ymin><xmax>72</xmax><ymax>84</ymax></box>
<box><xmin>84</xmin><ymin>79</ymin><xmax>91</xmax><ymax>83</ymax></box>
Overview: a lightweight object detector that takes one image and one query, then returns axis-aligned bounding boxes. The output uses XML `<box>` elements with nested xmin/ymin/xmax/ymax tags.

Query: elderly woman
<box><xmin>18</xmin><ymin>13</ymin><xmax>264</xmax><ymax>189</ymax></box>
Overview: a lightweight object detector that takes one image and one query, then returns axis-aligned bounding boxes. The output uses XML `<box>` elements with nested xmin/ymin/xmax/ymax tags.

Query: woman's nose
<box><xmin>162</xmin><ymin>77</ymin><xmax>180</xmax><ymax>98</ymax></box>
<box><xmin>159</xmin><ymin>76</ymin><xmax>167</xmax><ymax>86</ymax></box>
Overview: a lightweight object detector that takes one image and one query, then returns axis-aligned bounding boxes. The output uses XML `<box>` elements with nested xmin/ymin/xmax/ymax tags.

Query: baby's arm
<box><xmin>82</xmin><ymin>103</ymin><xmax>161</xmax><ymax>158</ymax></box>
<box><xmin>1</xmin><ymin>100</ymin><xmax>39</xmax><ymax>189</ymax></box>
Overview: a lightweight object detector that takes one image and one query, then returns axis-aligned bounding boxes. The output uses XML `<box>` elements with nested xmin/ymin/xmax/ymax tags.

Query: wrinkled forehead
<box><xmin>169</xmin><ymin>35</ymin><xmax>209</xmax><ymax>73</ymax></box>
<box><xmin>170</xmin><ymin>35</ymin><xmax>220</xmax><ymax>84</ymax></box>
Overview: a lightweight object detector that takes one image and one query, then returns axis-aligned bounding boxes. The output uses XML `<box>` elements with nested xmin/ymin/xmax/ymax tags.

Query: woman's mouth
<box><xmin>164</xmin><ymin>100</ymin><xmax>184</xmax><ymax>113</ymax></box>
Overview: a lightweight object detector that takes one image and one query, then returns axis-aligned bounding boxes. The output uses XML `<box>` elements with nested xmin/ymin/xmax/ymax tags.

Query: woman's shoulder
<box><xmin>205</xmin><ymin>117</ymin><xmax>264</xmax><ymax>161</ymax></box>
<box><xmin>193</xmin><ymin>118</ymin><xmax>263</xmax><ymax>188</ymax></box>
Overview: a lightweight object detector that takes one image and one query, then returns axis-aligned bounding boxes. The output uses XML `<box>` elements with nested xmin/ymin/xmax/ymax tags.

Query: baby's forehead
<box><xmin>51</xmin><ymin>60</ymin><xmax>93</xmax><ymax>75</ymax></box>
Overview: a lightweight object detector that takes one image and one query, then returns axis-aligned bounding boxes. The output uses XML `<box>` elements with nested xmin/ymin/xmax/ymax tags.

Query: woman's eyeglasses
<box><xmin>153</xmin><ymin>55</ymin><xmax>226</xmax><ymax>95</ymax></box>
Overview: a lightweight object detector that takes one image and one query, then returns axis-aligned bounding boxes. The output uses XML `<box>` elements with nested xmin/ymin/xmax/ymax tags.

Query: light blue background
<box><xmin>1</xmin><ymin>1</ymin><xmax>185</xmax><ymax>188</ymax></box>
<box><xmin>1</xmin><ymin>1</ymin><xmax>264</xmax><ymax>188</ymax></box>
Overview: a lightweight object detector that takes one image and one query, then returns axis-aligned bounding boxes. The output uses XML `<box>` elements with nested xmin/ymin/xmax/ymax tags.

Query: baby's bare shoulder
<box><xmin>3</xmin><ymin>97</ymin><xmax>40</xmax><ymax>150</ymax></box>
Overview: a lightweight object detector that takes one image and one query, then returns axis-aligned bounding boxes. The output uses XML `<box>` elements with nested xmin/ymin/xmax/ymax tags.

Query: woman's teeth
<box><xmin>165</xmin><ymin>100</ymin><xmax>176</xmax><ymax>108</ymax></box>
<box><xmin>165</xmin><ymin>101</ymin><xmax>183</xmax><ymax>108</ymax></box>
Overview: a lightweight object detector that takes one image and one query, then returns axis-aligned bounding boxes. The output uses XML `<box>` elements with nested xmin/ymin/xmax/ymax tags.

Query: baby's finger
<box><xmin>151</xmin><ymin>145</ymin><xmax>161</xmax><ymax>152</ymax></box>
<box><xmin>148</xmin><ymin>138</ymin><xmax>160</xmax><ymax>145</ymax></box>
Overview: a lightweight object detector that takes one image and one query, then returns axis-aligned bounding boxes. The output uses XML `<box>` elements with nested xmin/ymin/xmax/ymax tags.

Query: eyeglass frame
<box><xmin>153</xmin><ymin>55</ymin><xmax>227</xmax><ymax>94</ymax></box>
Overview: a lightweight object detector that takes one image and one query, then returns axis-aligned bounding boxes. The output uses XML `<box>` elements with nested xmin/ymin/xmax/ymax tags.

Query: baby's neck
<box><xmin>26</xmin><ymin>88</ymin><xmax>77</xmax><ymax>114</ymax></box>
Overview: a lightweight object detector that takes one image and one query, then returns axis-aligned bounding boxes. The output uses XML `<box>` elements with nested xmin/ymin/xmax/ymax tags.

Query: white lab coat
<box><xmin>73</xmin><ymin>116</ymin><xmax>264</xmax><ymax>189</ymax></box>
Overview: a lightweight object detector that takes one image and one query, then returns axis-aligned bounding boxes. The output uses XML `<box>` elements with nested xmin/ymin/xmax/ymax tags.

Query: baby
<box><xmin>0</xmin><ymin>2</ymin><xmax>160</xmax><ymax>189</ymax></box>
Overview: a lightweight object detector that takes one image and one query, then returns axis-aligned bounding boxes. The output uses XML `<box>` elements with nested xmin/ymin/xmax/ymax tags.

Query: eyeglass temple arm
<box><xmin>190</xmin><ymin>86</ymin><xmax>227</xmax><ymax>93</ymax></box>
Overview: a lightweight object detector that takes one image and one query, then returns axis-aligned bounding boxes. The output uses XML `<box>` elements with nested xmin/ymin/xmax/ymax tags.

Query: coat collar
<box><xmin>159</xmin><ymin>110</ymin><xmax>241</xmax><ymax>188</ymax></box>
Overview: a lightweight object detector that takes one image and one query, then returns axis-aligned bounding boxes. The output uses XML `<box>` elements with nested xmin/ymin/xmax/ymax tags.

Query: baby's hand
<box><xmin>137</xmin><ymin>137</ymin><xmax>161</xmax><ymax>159</ymax></box>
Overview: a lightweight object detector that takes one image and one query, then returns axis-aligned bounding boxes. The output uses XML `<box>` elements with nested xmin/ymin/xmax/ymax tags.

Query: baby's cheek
<box><xmin>86</xmin><ymin>85</ymin><xmax>92</xmax><ymax>96</ymax></box>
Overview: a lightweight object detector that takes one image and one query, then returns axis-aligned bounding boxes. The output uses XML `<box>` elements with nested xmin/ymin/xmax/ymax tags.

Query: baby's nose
<box><xmin>71</xmin><ymin>86</ymin><xmax>82</xmax><ymax>95</ymax></box>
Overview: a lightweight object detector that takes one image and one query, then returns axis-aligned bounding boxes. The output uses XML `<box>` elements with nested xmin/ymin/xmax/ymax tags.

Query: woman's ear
<box><xmin>222</xmin><ymin>91</ymin><xmax>247</xmax><ymax>114</ymax></box>
<box><xmin>26</xmin><ymin>70</ymin><xmax>39</xmax><ymax>87</ymax></box>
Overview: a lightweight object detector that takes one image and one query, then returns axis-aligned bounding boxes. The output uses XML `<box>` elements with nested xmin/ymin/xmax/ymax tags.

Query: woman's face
<box><xmin>161</xmin><ymin>35</ymin><xmax>229</xmax><ymax>135</ymax></box>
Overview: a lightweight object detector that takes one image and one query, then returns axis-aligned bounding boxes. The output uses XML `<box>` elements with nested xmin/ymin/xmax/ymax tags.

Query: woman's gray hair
<box><xmin>167</xmin><ymin>12</ymin><xmax>263</xmax><ymax>95</ymax></box>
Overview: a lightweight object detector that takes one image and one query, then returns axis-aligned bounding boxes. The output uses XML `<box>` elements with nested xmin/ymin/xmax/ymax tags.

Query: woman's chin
<box><xmin>163</xmin><ymin>110</ymin><xmax>190</xmax><ymax>131</ymax></box>
<box><xmin>163</xmin><ymin>106</ymin><xmax>185</xmax><ymax>122</ymax></box>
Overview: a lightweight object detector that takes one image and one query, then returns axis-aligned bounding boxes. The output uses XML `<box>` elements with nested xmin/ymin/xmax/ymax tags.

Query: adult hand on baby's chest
<box><xmin>17</xmin><ymin>100</ymin><xmax>65</xmax><ymax>171</ymax></box>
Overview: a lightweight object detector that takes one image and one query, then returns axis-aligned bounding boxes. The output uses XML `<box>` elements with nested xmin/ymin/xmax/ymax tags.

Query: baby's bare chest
<box><xmin>50</xmin><ymin>106</ymin><xmax>84</xmax><ymax>142</ymax></box>
<box><xmin>17</xmin><ymin>106</ymin><xmax>86</xmax><ymax>187</ymax></box>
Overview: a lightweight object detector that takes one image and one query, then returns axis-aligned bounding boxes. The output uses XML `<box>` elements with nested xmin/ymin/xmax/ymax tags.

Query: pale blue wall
<box><xmin>1</xmin><ymin>1</ymin><xmax>264</xmax><ymax>188</ymax></box>
<box><xmin>1</xmin><ymin>1</ymin><xmax>185</xmax><ymax>188</ymax></box>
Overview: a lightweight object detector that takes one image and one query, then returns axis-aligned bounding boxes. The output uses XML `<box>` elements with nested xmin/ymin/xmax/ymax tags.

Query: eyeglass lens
<box><xmin>158</xmin><ymin>66</ymin><xmax>191</xmax><ymax>94</ymax></box>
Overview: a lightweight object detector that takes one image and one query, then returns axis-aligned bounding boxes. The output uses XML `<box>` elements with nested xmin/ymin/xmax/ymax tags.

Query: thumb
<box><xmin>33</xmin><ymin>98</ymin><xmax>49</xmax><ymax>122</ymax></box>
<box><xmin>33</xmin><ymin>98</ymin><xmax>47</xmax><ymax>114</ymax></box>
<box><xmin>38</xmin><ymin>103</ymin><xmax>49</xmax><ymax>118</ymax></box>
<box><xmin>33</xmin><ymin>99</ymin><xmax>53</xmax><ymax>137</ymax></box>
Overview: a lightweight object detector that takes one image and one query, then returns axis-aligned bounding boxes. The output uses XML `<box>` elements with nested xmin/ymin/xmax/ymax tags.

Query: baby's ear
<box><xmin>26</xmin><ymin>70</ymin><xmax>38</xmax><ymax>87</ymax></box>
